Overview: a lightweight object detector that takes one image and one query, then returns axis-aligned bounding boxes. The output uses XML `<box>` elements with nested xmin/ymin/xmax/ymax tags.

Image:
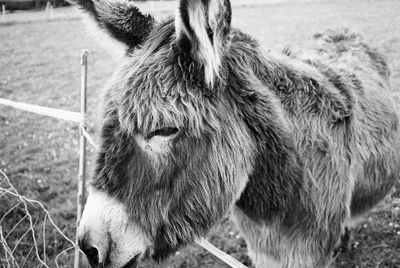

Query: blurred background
<box><xmin>0</xmin><ymin>0</ymin><xmax>399</xmax><ymax>267</ymax></box>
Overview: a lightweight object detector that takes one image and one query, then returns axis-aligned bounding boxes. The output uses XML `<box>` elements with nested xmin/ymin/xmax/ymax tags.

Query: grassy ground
<box><xmin>0</xmin><ymin>0</ymin><xmax>400</xmax><ymax>267</ymax></box>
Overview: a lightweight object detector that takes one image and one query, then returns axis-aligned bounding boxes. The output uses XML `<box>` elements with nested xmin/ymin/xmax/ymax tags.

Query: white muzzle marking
<box><xmin>78</xmin><ymin>187</ymin><xmax>150</xmax><ymax>268</ymax></box>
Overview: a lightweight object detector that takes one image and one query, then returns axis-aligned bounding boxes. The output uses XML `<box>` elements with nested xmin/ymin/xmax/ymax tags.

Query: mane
<box><xmin>226</xmin><ymin>30</ymin><xmax>355</xmax><ymax>124</ymax></box>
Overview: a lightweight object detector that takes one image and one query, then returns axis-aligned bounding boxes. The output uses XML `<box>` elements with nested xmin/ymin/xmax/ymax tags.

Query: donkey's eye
<box><xmin>146</xmin><ymin>127</ymin><xmax>179</xmax><ymax>140</ymax></box>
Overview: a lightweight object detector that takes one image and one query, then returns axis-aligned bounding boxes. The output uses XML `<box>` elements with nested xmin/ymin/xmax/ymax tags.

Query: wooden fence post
<box><xmin>45</xmin><ymin>1</ymin><xmax>50</xmax><ymax>13</ymax></box>
<box><xmin>49</xmin><ymin>5</ymin><xmax>54</xmax><ymax>20</ymax></box>
<box><xmin>2</xmin><ymin>5</ymin><xmax>6</xmax><ymax>19</ymax></box>
<box><xmin>74</xmin><ymin>49</ymin><xmax>88</xmax><ymax>268</ymax></box>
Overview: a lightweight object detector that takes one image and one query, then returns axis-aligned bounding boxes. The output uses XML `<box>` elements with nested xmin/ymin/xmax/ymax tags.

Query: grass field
<box><xmin>1</xmin><ymin>0</ymin><xmax>400</xmax><ymax>267</ymax></box>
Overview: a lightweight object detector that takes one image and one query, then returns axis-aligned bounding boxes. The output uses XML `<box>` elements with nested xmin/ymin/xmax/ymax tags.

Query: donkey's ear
<box><xmin>70</xmin><ymin>0</ymin><xmax>154</xmax><ymax>51</ymax></box>
<box><xmin>176</xmin><ymin>0</ymin><xmax>232</xmax><ymax>86</ymax></box>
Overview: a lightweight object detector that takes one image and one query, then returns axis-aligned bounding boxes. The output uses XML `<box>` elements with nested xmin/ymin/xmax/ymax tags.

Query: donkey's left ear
<box><xmin>176</xmin><ymin>0</ymin><xmax>232</xmax><ymax>86</ymax></box>
<box><xmin>69</xmin><ymin>0</ymin><xmax>155</xmax><ymax>52</ymax></box>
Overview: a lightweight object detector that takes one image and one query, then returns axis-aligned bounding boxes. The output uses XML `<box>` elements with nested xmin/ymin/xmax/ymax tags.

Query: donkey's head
<box><xmin>77</xmin><ymin>0</ymin><xmax>299</xmax><ymax>267</ymax></box>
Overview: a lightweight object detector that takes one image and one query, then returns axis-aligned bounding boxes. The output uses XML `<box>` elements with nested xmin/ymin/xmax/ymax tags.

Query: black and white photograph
<box><xmin>1</xmin><ymin>0</ymin><xmax>399</xmax><ymax>267</ymax></box>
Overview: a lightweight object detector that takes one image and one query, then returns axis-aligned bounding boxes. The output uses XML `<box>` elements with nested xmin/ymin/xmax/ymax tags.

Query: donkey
<box><xmin>73</xmin><ymin>0</ymin><xmax>400</xmax><ymax>267</ymax></box>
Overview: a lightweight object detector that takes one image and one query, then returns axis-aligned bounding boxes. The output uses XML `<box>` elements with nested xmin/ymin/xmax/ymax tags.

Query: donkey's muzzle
<box><xmin>78</xmin><ymin>232</ymin><xmax>109</xmax><ymax>268</ymax></box>
<box><xmin>77</xmin><ymin>188</ymin><xmax>150</xmax><ymax>268</ymax></box>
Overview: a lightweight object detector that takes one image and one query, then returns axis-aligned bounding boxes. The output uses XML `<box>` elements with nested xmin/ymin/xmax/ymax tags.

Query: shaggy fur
<box><xmin>70</xmin><ymin>0</ymin><xmax>154</xmax><ymax>48</ymax></box>
<box><xmin>74</xmin><ymin>0</ymin><xmax>400</xmax><ymax>267</ymax></box>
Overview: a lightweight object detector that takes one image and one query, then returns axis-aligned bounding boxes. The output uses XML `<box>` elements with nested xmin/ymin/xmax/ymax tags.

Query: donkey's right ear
<box><xmin>69</xmin><ymin>0</ymin><xmax>154</xmax><ymax>51</ymax></box>
<box><xmin>175</xmin><ymin>0</ymin><xmax>232</xmax><ymax>86</ymax></box>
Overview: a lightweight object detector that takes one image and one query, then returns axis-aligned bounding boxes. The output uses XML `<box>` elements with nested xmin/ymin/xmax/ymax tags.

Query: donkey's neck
<box><xmin>227</xmin><ymin>33</ymin><xmax>313</xmax><ymax>225</ymax></box>
<box><xmin>233</xmin><ymin>89</ymin><xmax>309</xmax><ymax>225</ymax></box>
<box><xmin>227</xmin><ymin>67</ymin><xmax>309</xmax><ymax>225</ymax></box>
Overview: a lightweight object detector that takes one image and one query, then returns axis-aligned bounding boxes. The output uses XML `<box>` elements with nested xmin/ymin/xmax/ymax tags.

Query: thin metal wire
<box><xmin>80</xmin><ymin>127</ymin><xmax>99</xmax><ymax>151</ymax></box>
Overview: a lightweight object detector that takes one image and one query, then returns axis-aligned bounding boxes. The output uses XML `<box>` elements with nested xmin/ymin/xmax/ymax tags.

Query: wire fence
<box><xmin>0</xmin><ymin>50</ymin><xmax>89</xmax><ymax>268</ymax></box>
<box><xmin>0</xmin><ymin>169</ymin><xmax>78</xmax><ymax>268</ymax></box>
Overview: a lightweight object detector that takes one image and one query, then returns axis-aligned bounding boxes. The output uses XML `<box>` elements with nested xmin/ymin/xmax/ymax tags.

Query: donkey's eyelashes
<box><xmin>146</xmin><ymin>127</ymin><xmax>179</xmax><ymax>140</ymax></box>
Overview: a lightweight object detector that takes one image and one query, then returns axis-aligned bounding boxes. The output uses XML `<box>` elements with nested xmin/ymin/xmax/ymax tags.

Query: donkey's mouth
<box><xmin>121</xmin><ymin>253</ymin><xmax>141</xmax><ymax>268</ymax></box>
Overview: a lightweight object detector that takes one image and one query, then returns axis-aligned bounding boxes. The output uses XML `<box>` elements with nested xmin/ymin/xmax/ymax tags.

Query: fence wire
<box><xmin>0</xmin><ymin>169</ymin><xmax>80</xmax><ymax>268</ymax></box>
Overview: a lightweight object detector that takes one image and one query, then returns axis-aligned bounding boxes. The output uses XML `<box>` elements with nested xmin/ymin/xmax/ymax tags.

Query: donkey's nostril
<box><xmin>79</xmin><ymin>237</ymin><xmax>100</xmax><ymax>267</ymax></box>
<box><xmin>84</xmin><ymin>246</ymin><xmax>99</xmax><ymax>267</ymax></box>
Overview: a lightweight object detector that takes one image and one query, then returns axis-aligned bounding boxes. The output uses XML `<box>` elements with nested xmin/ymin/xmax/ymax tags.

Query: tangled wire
<box><xmin>0</xmin><ymin>169</ymin><xmax>79</xmax><ymax>268</ymax></box>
